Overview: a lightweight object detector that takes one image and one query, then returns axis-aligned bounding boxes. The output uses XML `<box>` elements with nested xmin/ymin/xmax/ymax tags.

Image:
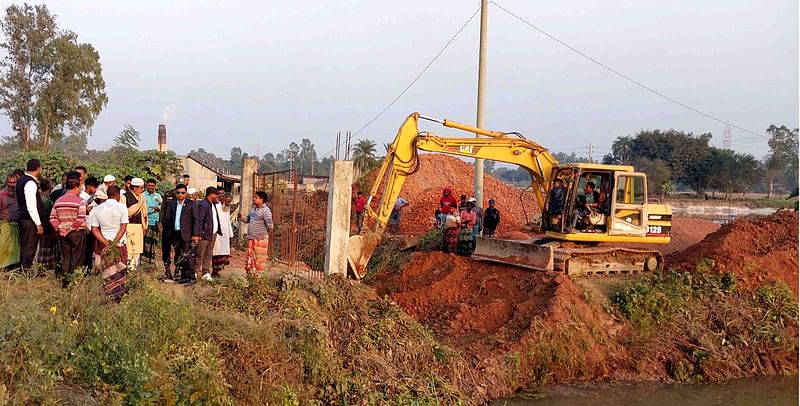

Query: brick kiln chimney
<box><xmin>157</xmin><ymin>124</ymin><xmax>167</xmax><ymax>152</ymax></box>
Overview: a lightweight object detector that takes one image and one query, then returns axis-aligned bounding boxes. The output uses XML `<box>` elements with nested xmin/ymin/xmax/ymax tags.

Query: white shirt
<box><xmin>90</xmin><ymin>199</ymin><xmax>129</xmax><ymax>244</ymax></box>
<box><xmin>23</xmin><ymin>172</ymin><xmax>41</xmax><ymax>226</ymax></box>
<box><xmin>212</xmin><ymin>202</ymin><xmax>220</xmax><ymax>234</ymax></box>
<box><xmin>79</xmin><ymin>191</ymin><xmax>91</xmax><ymax>201</ymax></box>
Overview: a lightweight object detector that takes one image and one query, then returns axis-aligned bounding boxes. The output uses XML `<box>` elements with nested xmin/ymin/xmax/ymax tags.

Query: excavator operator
<box><xmin>570</xmin><ymin>182</ymin><xmax>601</xmax><ymax>232</ymax></box>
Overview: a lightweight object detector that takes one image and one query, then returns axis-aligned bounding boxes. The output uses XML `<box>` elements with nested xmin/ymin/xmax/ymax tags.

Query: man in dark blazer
<box><xmin>160</xmin><ymin>183</ymin><xmax>196</xmax><ymax>284</ymax></box>
<box><xmin>193</xmin><ymin>186</ymin><xmax>222</xmax><ymax>282</ymax></box>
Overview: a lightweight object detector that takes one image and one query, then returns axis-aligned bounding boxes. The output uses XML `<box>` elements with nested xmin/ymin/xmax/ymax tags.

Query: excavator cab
<box><xmin>541</xmin><ymin>164</ymin><xmax>659</xmax><ymax>241</ymax></box>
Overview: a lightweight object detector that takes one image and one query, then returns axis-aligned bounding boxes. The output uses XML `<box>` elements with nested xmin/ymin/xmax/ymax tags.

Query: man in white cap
<box><xmin>187</xmin><ymin>187</ymin><xmax>198</xmax><ymax>201</ymax></box>
<box><xmin>120</xmin><ymin>177</ymin><xmax>148</xmax><ymax>269</ymax></box>
<box><xmin>99</xmin><ymin>175</ymin><xmax>116</xmax><ymax>193</ymax></box>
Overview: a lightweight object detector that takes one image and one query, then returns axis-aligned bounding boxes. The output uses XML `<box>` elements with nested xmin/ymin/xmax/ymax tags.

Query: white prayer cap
<box><xmin>103</xmin><ymin>174</ymin><xmax>116</xmax><ymax>183</ymax></box>
<box><xmin>131</xmin><ymin>178</ymin><xmax>144</xmax><ymax>187</ymax></box>
<box><xmin>187</xmin><ymin>187</ymin><xmax>197</xmax><ymax>195</ymax></box>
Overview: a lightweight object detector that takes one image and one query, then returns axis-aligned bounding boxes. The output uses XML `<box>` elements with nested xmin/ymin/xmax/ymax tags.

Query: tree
<box><xmin>612</xmin><ymin>136</ymin><xmax>634</xmax><ymax>162</ymax></box>
<box><xmin>627</xmin><ymin>129</ymin><xmax>712</xmax><ymax>193</ymax></box>
<box><xmin>0</xmin><ymin>4</ymin><xmax>107</xmax><ymax>150</ymax></box>
<box><xmin>114</xmin><ymin>124</ymin><xmax>140</xmax><ymax>149</ymax></box>
<box><xmin>230</xmin><ymin>146</ymin><xmax>243</xmax><ymax>169</ymax></box>
<box><xmin>552</xmin><ymin>152</ymin><xmax>590</xmax><ymax>164</ymax></box>
<box><xmin>660</xmin><ymin>180</ymin><xmax>677</xmax><ymax>200</ymax></box>
<box><xmin>765</xmin><ymin>125</ymin><xmax>799</xmax><ymax>198</ymax></box>
<box><xmin>631</xmin><ymin>157</ymin><xmax>671</xmax><ymax>197</ymax></box>
<box><xmin>484</xmin><ymin>160</ymin><xmax>496</xmax><ymax>175</ymax></box>
<box><xmin>351</xmin><ymin>139</ymin><xmax>378</xmax><ymax>175</ymax></box>
<box><xmin>300</xmin><ymin>138</ymin><xmax>317</xmax><ymax>175</ymax></box>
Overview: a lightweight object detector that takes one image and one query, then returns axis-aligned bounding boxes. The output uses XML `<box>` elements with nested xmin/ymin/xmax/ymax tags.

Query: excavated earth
<box><xmin>667</xmin><ymin>211</ymin><xmax>798</xmax><ymax>294</ymax></box>
<box><xmin>368</xmin><ymin>211</ymin><xmax>798</xmax><ymax>398</ymax></box>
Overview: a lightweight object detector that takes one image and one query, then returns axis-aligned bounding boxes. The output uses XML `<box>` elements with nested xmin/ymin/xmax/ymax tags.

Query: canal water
<box><xmin>494</xmin><ymin>376</ymin><xmax>798</xmax><ymax>406</ymax></box>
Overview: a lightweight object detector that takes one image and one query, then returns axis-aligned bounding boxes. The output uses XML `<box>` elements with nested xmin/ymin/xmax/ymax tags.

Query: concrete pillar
<box><xmin>239</xmin><ymin>158</ymin><xmax>258</xmax><ymax>241</ymax></box>
<box><xmin>324</xmin><ymin>160</ymin><xmax>354</xmax><ymax>277</ymax></box>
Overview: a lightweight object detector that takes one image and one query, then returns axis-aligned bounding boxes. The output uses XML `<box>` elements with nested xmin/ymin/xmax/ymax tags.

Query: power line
<box><xmin>490</xmin><ymin>1</ymin><xmax>769</xmax><ymax>140</ymax></box>
<box><xmin>322</xmin><ymin>6</ymin><xmax>481</xmax><ymax>159</ymax></box>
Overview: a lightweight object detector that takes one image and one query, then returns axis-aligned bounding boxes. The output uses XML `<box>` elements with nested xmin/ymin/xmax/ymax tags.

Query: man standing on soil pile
<box><xmin>483</xmin><ymin>199</ymin><xmax>500</xmax><ymax>237</ymax></box>
<box><xmin>388</xmin><ymin>197</ymin><xmax>409</xmax><ymax>234</ymax></box>
<box><xmin>468</xmin><ymin>197</ymin><xmax>483</xmax><ymax>238</ymax></box>
<box><xmin>354</xmin><ymin>191</ymin><xmax>366</xmax><ymax>233</ymax></box>
<box><xmin>440</xmin><ymin>188</ymin><xmax>458</xmax><ymax>211</ymax></box>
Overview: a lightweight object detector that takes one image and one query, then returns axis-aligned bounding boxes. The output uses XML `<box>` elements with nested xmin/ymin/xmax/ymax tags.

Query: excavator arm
<box><xmin>347</xmin><ymin>112</ymin><xmax>559</xmax><ymax>277</ymax></box>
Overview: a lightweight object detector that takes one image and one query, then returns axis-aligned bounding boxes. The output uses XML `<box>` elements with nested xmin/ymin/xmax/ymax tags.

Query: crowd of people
<box><xmin>350</xmin><ymin>187</ymin><xmax>501</xmax><ymax>256</ymax></box>
<box><xmin>0</xmin><ymin>159</ymin><xmax>274</xmax><ymax>301</ymax></box>
<box><xmin>434</xmin><ymin>188</ymin><xmax>500</xmax><ymax>255</ymax></box>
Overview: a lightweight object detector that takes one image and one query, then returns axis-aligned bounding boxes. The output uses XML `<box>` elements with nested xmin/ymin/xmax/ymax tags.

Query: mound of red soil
<box><xmin>373</xmin><ymin>252</ymin><xmax>625</xmax><ymax>371</ymax></box>
<box><xmin>359</xmin><ymin>154</ymin><xmax>539</xmax><ymax>235</ymax></box>
<box><xmin>663</xmin><ymin>217</ymin><xmax>720</xmax><ymax>254</ymax></box>
<box><xmin>667</xmin><ymin>211</ymin><xmax>799</xmax><ymax>294</ymax></box>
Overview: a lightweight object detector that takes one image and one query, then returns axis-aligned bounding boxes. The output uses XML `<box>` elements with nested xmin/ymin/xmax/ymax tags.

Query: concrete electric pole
<box><xmin>474</xmin><ymin>0</ymin><xmax>489</xmax><ymax>206</ymax></box>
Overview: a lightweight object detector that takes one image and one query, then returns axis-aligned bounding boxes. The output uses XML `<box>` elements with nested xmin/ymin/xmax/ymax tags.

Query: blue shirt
<box><xmin>394</xmin><ymin>197</ymin><xmax>408</xmax><ymax>210</ymax></box>
<box><xmin>144</xmin><ymin>191</ymin><xmax>162</xmax><ymax>226</ymax></box>
<box><xmin>174</xmin><ymin>201</ymin><xmax>184</xmax><ymax>231</ymax></box>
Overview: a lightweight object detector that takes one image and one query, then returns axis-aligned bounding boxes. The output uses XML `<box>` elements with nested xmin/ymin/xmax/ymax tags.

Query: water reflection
<box><xmin>495</xmin><ymin>376</ymin><xmax>798</xmax><ymax>406</ymax></box>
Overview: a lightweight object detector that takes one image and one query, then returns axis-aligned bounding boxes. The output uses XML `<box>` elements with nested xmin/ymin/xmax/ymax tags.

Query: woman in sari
<box><xmin>441</xmin><ymin>205</ymin><xmax>460</xmax><ymax>254</ymax></box>
<box><xmin>240</xmin><ymin>191</ymin><xmax>274</xmax><ymax>277</ymax></box>
<box><xmin>457</xmin><ymin>201</ymin><xmax>477</xmax><ymax>256</ymax></box>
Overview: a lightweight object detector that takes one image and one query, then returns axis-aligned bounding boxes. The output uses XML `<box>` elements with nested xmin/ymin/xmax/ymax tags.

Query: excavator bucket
<box><xmin>347</xmin><ymin>232</ymin><xmax>382</xmax><ymax>279</ymax></box>
<box><xmin>471</xmin><ymin>236</ymin><xmax>555</xmax><ymax>271</ymax></box>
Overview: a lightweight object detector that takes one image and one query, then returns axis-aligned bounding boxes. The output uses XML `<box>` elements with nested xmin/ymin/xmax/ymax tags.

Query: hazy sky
<box><xmin>3</xmin><ymin>0</ymin><xmax>797</xmax><ymax>160</ymax></box>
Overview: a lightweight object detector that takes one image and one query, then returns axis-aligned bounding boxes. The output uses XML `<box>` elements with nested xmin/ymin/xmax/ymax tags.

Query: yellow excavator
<box><xmin>347</xmin><ymin>113</ymin><xmax>672</xmax><ymax>278</ymax></box>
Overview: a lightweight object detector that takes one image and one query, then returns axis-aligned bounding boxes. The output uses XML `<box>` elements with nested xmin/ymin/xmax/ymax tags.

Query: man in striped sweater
<box><xmin>50</xmin><ymin>177</ymin><xmax>88</xmax><ymax>287</ymax></box>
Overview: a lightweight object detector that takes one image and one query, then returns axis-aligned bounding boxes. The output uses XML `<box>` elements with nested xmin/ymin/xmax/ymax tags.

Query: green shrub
<box><xmin>611</xmin><ymin>269</ymin><xmax>737</xmax><ymax>332</ymax></box>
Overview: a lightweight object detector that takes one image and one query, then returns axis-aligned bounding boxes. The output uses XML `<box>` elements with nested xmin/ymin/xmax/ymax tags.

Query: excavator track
<box><xmin>472</xmin><ymin>237</ymin><xmax>662</xmax><ymax>275</ymax></box>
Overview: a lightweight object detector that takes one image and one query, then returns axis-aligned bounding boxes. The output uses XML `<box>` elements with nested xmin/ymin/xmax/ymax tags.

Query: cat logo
<box><xmin>459</xmin><ymin>145</ymin><xmax>474</xmax><ymax>154</ymax></box>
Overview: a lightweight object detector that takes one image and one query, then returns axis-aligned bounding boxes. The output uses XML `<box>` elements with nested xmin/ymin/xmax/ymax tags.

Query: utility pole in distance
<box><xmin>474</xmin><ymin>0</ymin><xmax>489</xmax><ymax>206</ymax></box>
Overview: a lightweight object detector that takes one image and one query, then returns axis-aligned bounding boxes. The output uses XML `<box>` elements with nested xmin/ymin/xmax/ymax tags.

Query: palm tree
<box><xmin>661</xmin><ymin>179</ymin><xmax>677</xmax><ymax>201</ymax></box>
<box><xmin>351</xmin><ymin>139</ymin><xmax>378</xmax><ymax>175</ymax></box>
<box><xmin>612</xmin><ymin>136</ymin><xmax>634</xmax><ymax>163</ymax></box>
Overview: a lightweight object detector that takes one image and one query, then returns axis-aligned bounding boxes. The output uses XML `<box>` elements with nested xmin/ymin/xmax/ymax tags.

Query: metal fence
<box><xmin>253</xmin><ymin>169</ymin><xmax>328</xmax><ymax>279</ymax></box>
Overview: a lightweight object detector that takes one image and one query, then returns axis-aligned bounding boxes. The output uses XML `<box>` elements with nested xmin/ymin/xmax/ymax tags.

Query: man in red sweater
<box><xmin>50</xmin><ymin>177</ymin><xmax>87</xmax><ymax>287</ymax></box>
<box><xmin>354</xmin><ymin>191</ymin><xmax>367</xmax><ymax>233</ymax></box>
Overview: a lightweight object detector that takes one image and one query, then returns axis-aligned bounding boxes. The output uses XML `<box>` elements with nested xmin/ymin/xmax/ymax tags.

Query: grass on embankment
<box><xmin>0</xmin><ymin>268</ymin><xmax>475</xmax><ymax>405</ymax></box>
<box><xmin>610</xmin><ymin>263</ymin><xmax>798</xmax><ymax>382</ymax></box>
<box><xmin>1</xmin><ymin>243</ymin><xmax>796</xmax><ymax>404</ymax></box>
